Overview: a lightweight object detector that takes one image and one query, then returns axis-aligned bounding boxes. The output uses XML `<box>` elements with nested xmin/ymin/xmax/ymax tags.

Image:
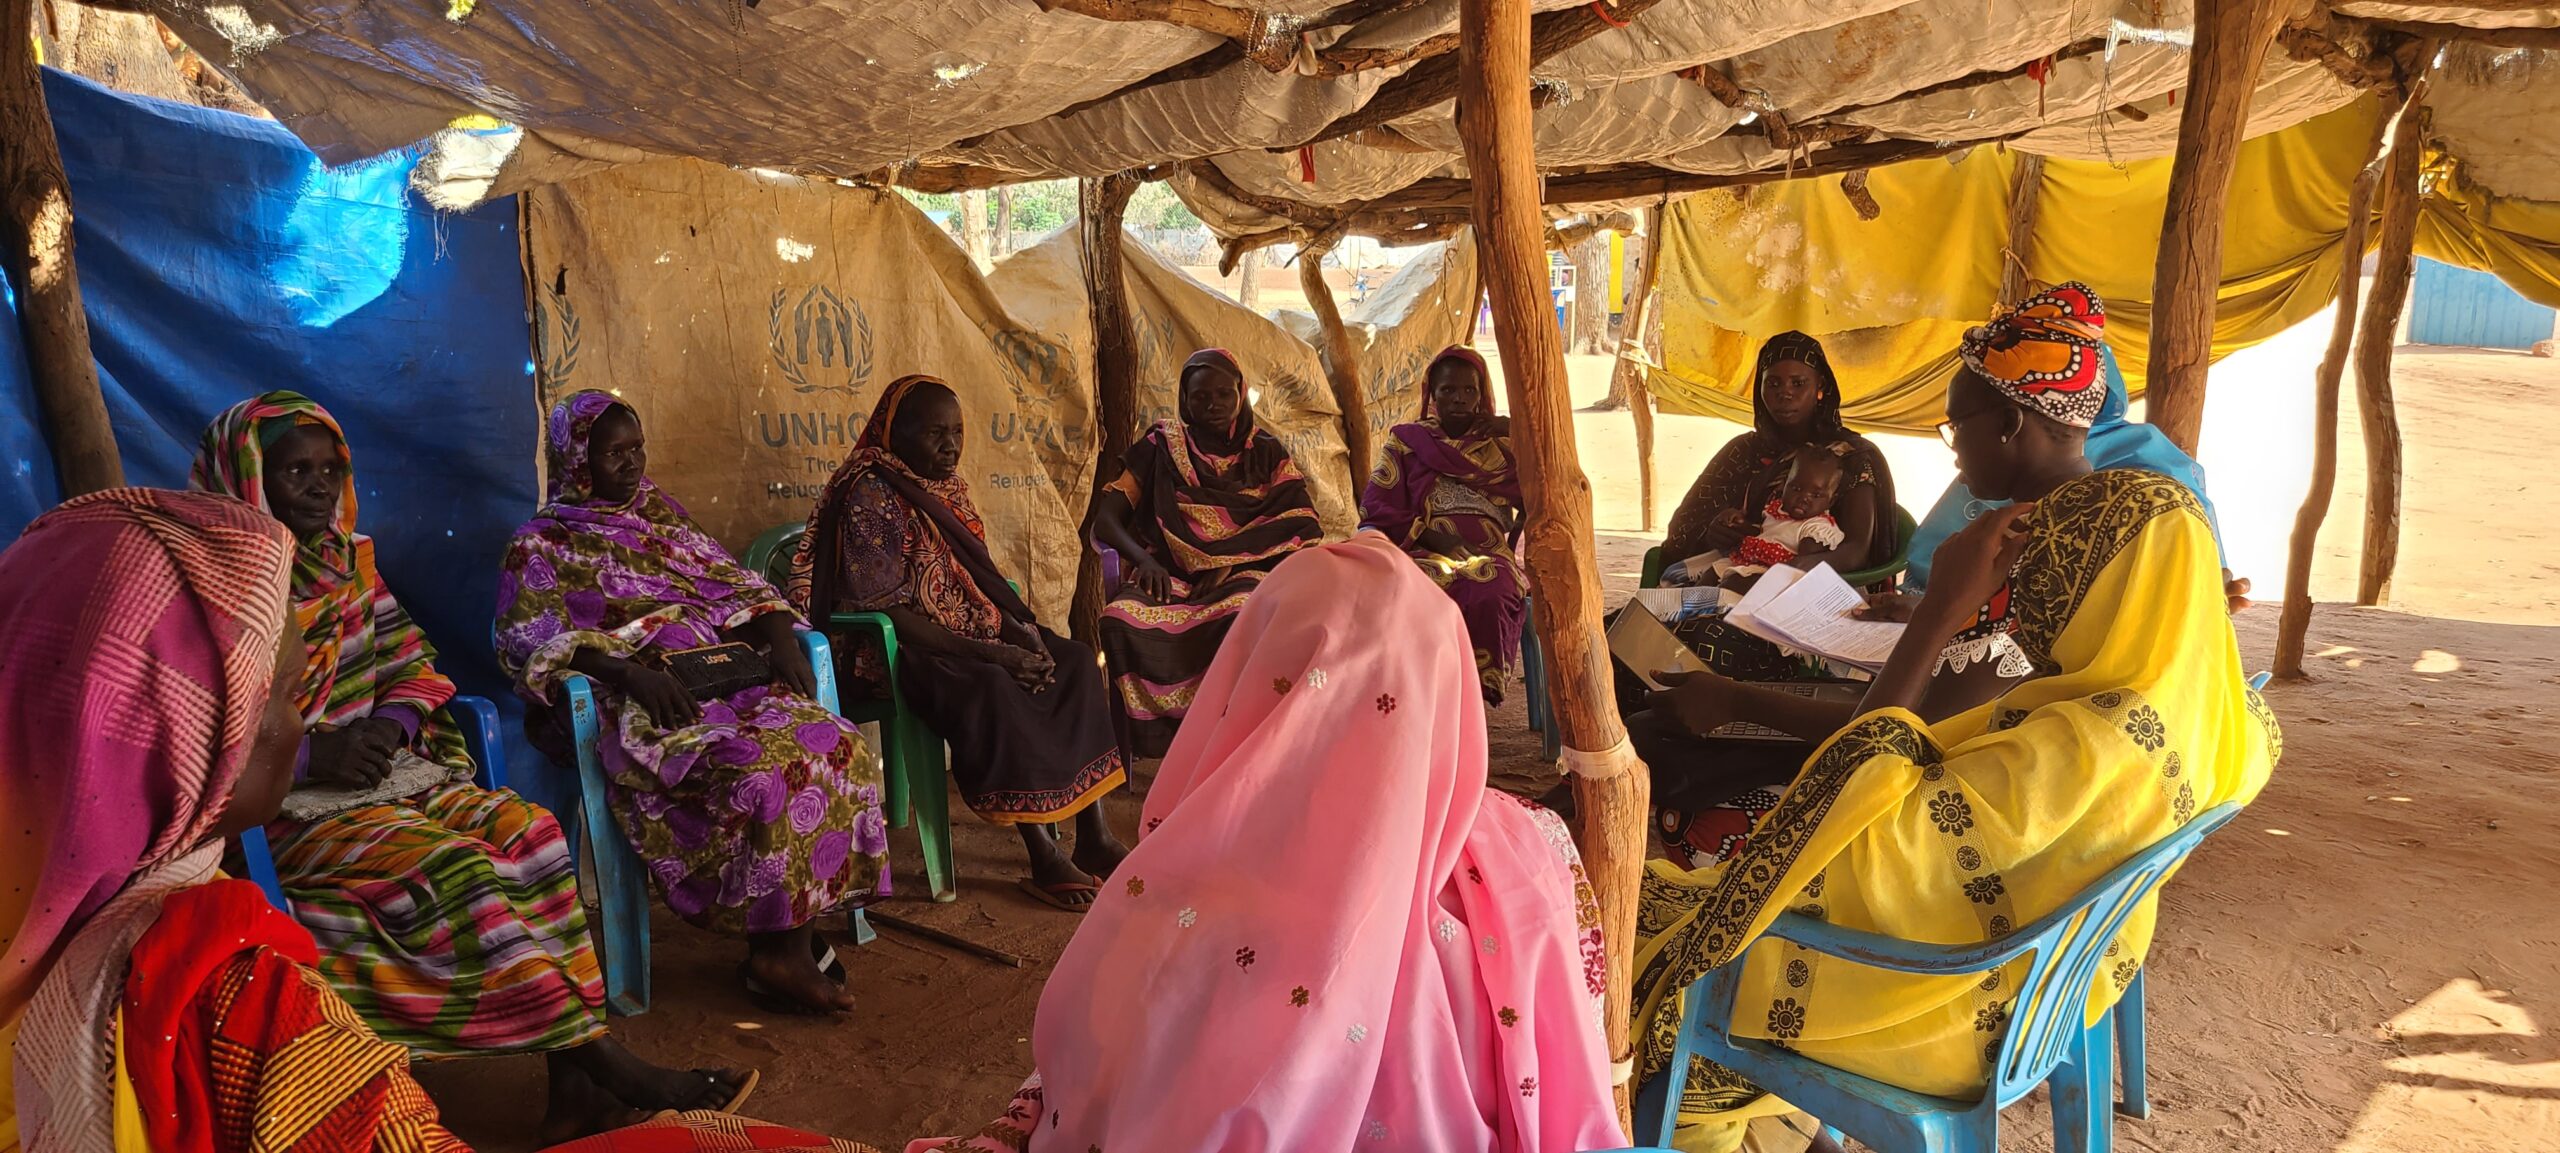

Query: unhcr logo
<box><xmin>768</xmin><ymin>286</ymin><xmax>873</xmax><ymax>395</ymax></box>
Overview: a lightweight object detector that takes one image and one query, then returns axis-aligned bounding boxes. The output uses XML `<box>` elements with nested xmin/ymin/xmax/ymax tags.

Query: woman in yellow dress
<box><xmin>1629</xmin><ymin>284</ymin><xmax>2281</xmax><ymax>1152</ymax></box>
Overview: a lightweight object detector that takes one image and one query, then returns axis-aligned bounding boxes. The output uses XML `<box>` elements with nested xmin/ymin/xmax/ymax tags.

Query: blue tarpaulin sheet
<box><xmin>1</xmin><ymin>71</ymin><xmax>560</xmax><ymax>817</ymax></box>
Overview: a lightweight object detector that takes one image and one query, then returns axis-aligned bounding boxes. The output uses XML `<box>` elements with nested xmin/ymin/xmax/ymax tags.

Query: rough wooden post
<box><xmin>993</xmin><ymin>185</ymin><xmax>1015</xmax><ymax>257</ymax></box>
<box><xmin>3</xmin><ymin>0</ymin><xmax>122</xmax><ymax>496</ymax></box>
<box><xmin>2275</xmin><ymin>100</ymin><xmax>2397</xmax><ymax>679</ymax></box>
<box><xmin>1234</xmin><ymin>247</ymin><xmax>1263</xmax><ymax>313</ymax></box>
<box><xmin>959</xmin><ymin>190</ymin><xmax>993</xmax><ymax>269</ymax></box>
<box><xmin>1610</xmin><ymin>207</ymin><xmax>1666</xmax><ymax>529</ymax></box>
<box><xmin>1072</xmin><ymin>174</ymin><xmax>1141</xmax><ymax>642</ymax></box>
<box><xmin>1459</xmin><ymin>0</ymin><xmax>1647</xmax><ymax>1123</ymax></box>
<box><xmin>2143</xmin><ymin>0</ymin><xmax>2284</xmax><ymax>453</ymax></box>
<box><xmin>1999</xmin><ymin>155</ymin><xmax>2046</xmax><ymax>307</ymax></box>
<box><xmin>2357</xmin><ymin>85</ymin><xmax>2429</xmax><ymax>608</ymax></box>
<box><xmin>1296</xmin><ymin>239</ymin><xmax>1374</xmax><ymax>489</ymax></box>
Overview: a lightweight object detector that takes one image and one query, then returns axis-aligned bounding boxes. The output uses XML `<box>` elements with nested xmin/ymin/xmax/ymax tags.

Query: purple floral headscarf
<box><xmin>495</xmin><ymin>391</ymin><xmax>797</xmax><ymax>696</ymax></box>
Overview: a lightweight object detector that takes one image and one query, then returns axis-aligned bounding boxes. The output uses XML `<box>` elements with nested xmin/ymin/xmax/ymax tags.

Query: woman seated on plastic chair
<box><xmin>193</xmin><ymin>393</ymin><xmax>751</xmax><ymax>1137</ymax></box>
<box><xmin>1361</xmin><ymin>346</ymin><xmax>1526</xmax><ymax>706</ymax></box>
<box><xmin>498</xmin><ymin>391</ymin><xmax>889</xmax><ymax>1018</ymax></box>
<box><xmin>908</xmin><ymin>533</ymin><xmax>1624</xmax><ymax>1153</ymax></box>
<box><xmin>1094</xmin><ymin>348</ymin><xmax>1324</xmax><ymax>759</ymax></box>
<box><xmin>0</xmin><ymin>488</ymin><xmax>878</xmax><ymax>1153</ymax></box>
<box><xmin>1657</xmin><ymin>332</ymin><xmax>1896</xmax><ymax>587</ymax></box>
<box><xmin>786</xmin><ymin>375</ymin><xmax>1129</xmax><ymax>912</ymax></box>
<box><xmin>1627</xmin><ymin>285</ymin><xmax>2280</xmax><ymax>1153</ymax></box>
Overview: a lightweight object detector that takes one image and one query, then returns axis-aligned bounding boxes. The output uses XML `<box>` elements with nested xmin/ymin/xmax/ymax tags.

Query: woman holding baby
<box><xmin>1660</xmin><ymin>332</ymin><xmax>1897</xmax><ymax>587</ymax></box>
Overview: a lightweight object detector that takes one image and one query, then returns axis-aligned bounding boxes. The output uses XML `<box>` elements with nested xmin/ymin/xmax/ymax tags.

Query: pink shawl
<box><xmin>1</xmin><ymin>489</ymin><xmax>296</xmax><ymax>1153</ymax></box>
<box><xmin>913</xmin><ymin>531</ymin><xmax>1622</xmax><ymax>1153</ymax></box>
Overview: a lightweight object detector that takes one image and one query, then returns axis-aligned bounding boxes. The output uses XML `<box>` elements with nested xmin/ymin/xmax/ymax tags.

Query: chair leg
<box><xmin>2051</xmin><ymin>1013</ymin><xmax>2116</xmax><ymax>1153</ymax></box>
<box><xmin>848</xmin><ymin>907</ymin><xmax>878</xmax><ymax>947</ymax></box>
<box><xmin>2115</xmin><ymin>970</ymin><xmax>2151</xmax><ymax>1120</ymax></box>
<box><xmin>880</xmin><ymin>717</ymin><xmax>914</xmax><ymax>829</ymax></box>
<box><xmin>910</xmin><ymin>729</ymin><xmax>958</xmax><ymax>903</ymax></box>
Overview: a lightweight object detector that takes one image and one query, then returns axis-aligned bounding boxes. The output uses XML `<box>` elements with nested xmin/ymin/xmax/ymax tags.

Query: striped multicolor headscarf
<box><xmin>190</xmin><ymin>393</ymin><xmax>461</xmax><ymax>754</ymax></box>
<box><xmin>2</xmin><ymin>489</ymin><xmax>295</xmax><ymax>1146</ymax></box>
<box><xmin>1959</xmin><ymin>282</ymin><xmax>2110</xmax><ymax>428</ymax></box>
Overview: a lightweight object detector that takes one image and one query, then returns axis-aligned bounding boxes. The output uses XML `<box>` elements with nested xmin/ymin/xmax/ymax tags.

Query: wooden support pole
<box><xmin>2356</xmin><ymin>81</ymin><xmax>2429</xmax><ymax>608</ymax></box>
<box><xmin>2143</xmin><ymin>0</ymin><xmax>2284</xmax><ymax>454</ymax></box>
<box><xmin>3</xmin><ymin>0</ymin><xmax>122</xmax><ymax>496</ymax></box>
<box><xmin>1998</xmin><ymin>155</ymin><xmax>2046</xmax><ymax>307</ymax></box>
<box><xmin>2274</xmin><ymin>103</ymin><xmax>2394</xmax><ymax>680</ymax></box>
<box><xmin>1603</xmin><ymin>207</ymin><xmax>1666</xmax><ymax>529</ymax></box>
<box><xmin>1458</xmin><ymin>0</ymin><xmax>1646</xmax><ymax>1123</ymax></box>
<box><xmin>1072</xmin><ymin>173</ymin><xmax>1142</xmax><ymax>642</ymax></box>
<box><xmin>1296</xmin><ymin>239</ymin><xmax>1373</xmax><ymax>491</ymax></box>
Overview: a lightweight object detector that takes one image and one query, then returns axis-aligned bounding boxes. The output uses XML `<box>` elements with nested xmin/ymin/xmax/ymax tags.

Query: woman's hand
<box><xmin>1914</xmin><ymin>504</ymin><xmax>2035</xmax><ymax>635</ymax></box>
<box><xmin>1129</xmin><ymin>557</ymin><xmax>1176</xmax><ymax>601</ymax></box>
<box><xmin>1852</xmin><ymin>592</ymin><xmax>1922</xmax><ymax>622</ymax></box>
<box><xmin>619</xmin><ymin>665</ymin><xmax>701</xmax><ymax>729</ymax></box>
<box><xmin>986</xmin><ymin>643</ymin><xmax>1056</xmax><ymax>693</ymax></box>
<box><xmin>767</xmin><ymin>636</ymin><xmax>819</xmax><ymax>698</ymax></box>
<box><xmin>1416</xmin><ymin>528</ymin><xmax>1474</xmax><ymax>560</ymax></box>
<box><xmin>307</xmin><ymin>717</ymin><xmax>404</xmax><ymax>787</ymax></box>
<box><xmin>2224</xmin><ymin>570</ymin><xmax>2254</xmax><ymax>614</ymax></box>
<box><xmin>1647</xmin><ymin>669</ymin><xmax>1747</xmax><ymax>738</ymax></box>
<box><xmin>1698</xmin><ymin>507</ymin><xmax>1751</xmax><ymax>551</ymax></box>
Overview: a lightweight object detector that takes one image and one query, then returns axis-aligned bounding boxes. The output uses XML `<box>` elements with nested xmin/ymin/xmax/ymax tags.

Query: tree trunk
<box><xmin>1071</xmin><ymin>175</ymin><xmax>1141</xmax><ymax>643</ymax></box>
<box><xmin>1458</xmin><ymin>0</ymin><xmax>1647</xmax><ymax>1125</ymax></box>
<box><xmin>2143</xmin><ymin>0</ymin><xmax>2284</xmax><ymax>453</ymax></box>
<box><xmin>2275</xmin><ymin>104</ymin><xmax>2394</xmax><ymax>680</ymax></box>
<box><xmin>1999</xmin><ymin>155</ymin><xmax>2046</xmax><ymax>307</ymax></box>
<box><xmin>958</xmin><ymin>189</ymin><xmax>992</xmax><ymax>269</ymax></box>
<box><xmin>1235</xmin><ymin>246</ymin><xmax>1263</xmax><ymax>313</ymax></box>
<box><xmin>2357</xmin><ymin>85</ymin><xmax>2429</xmax><ymax>608</ymax></box>
<box><xmin>1568</xmin><ymin>230</ymin><xmax>1609</xmax><ymax>354</ymax></box>
<box><xmin>1588</xmin><ymin>218</ymin><xmax>1652</xmax><ymax>411</ymax></box>
<box><xmin>993</xmin><ymin>184</ymin><xmax>1015</xmax><ymax>257</ymax></box>
<box><xmin>3</xmin><ymin>0</ymin><xmax>122</xmax><ymax>496</ymax></box>
<box><xmin>1298</xmin><ymin>245</ymin><xmax>1372</xmax><ymax>489</ymax></box>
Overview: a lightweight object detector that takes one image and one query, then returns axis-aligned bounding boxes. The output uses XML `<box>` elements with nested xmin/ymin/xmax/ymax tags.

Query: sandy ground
<box><xmin>420</xmin><ymin>313</ymin><xmax>2559</xmax><ymax>1152</ymax></box>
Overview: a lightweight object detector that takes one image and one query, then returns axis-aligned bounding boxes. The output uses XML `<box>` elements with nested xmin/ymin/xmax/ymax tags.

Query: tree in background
<box><xmin>1568</xmin><ymin>231</ymin><xmax>1610</xmax><ymax>354</ymax></box>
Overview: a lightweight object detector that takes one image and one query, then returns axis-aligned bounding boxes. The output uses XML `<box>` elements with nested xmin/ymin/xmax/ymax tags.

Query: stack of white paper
<box><xmin>1725</xmin><ymin>563</ymin><xmax>1905</xmax><ymax>672</ymax></box>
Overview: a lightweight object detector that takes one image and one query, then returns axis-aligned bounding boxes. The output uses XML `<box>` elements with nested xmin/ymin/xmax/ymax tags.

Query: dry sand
<box><xmin>422</xmin><ymin>310</ymin><xmax>2558</xmax><ymax>1152</ymax></box>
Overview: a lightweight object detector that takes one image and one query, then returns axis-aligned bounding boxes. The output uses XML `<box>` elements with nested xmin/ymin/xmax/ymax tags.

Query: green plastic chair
<box><xmin>1642</xmin><ymin>505</ymin><xmax>1919</xmax><ymax>591</ymax></box>
<box><xmin>746</xmin><ymin>521</ymin><xmax>960</xmax><ymax>903</ymax></box>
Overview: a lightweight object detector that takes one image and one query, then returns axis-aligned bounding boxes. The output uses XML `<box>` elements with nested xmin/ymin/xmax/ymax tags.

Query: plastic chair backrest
<box><xmin>745</xmin><ymin>522</ymin><xmax>807</xmax><ymax>587</ymax></box>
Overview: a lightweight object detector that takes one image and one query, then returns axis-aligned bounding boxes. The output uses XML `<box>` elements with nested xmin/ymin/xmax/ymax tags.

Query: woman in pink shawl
<box><xmin>1361</xmin><ymin>346</ymin><xmax>1527</xmax><ymax>706</ymax></box>
<box><xmin>908</xmin><ymin>532</ymin><xmax>1623</xmax><ymax>1153</ymax></box>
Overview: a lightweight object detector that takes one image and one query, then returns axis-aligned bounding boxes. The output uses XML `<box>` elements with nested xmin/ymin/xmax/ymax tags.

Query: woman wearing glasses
<box><xmin>1657</xmin><ymin>332</ymin><xmax>1898</xmax><ymax>588</ymax></box>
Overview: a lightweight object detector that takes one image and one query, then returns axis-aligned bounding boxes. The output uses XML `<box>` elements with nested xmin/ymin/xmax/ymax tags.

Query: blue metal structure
<box><xmin>2409</xmin><ymin>258</ymin><xmax>2555</xmax><ymax>350</ymax></box>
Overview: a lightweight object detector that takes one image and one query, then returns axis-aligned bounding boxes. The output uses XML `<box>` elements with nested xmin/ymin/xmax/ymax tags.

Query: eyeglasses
<box><xmin>1937</xmin><ymin>407</ymin><xmax>2001</xmax><ymax>448</ymax></box>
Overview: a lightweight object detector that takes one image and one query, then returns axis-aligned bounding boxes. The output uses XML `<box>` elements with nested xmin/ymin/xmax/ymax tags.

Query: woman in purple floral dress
<box><xmin>497</xmin><ymin>391</ymin><xmax>888</xmax><ymax>1016</ymax></box>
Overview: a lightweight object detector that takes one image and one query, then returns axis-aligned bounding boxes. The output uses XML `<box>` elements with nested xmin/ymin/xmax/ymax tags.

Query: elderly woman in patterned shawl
<box><xmin>497</xmin><ymin>391</ymin><xmax>888</xmax><ymax>1018</ymax></box>
<box><xmin>1658</xmin><ymin>332</ymin><xmax>1896</xmax><ymax>587</ymax></box>
<box><xmin>1095</xmin><ymin>348</ymin><xmax>1324</xmax><ymax>758</ymax></box>
<box><xmin>1628</xmin><ymin>285</ymin><xmax>2280</xmax><ymax>1152</ymax></box>
<box><xmin>786</xmin><ymin>375</ymin><xmax>1129</xmax><ymax>912</ymax></box>
<box><xmin>1360</xmin><ymin>346</ymin><xmax>1526</xmax><ymax>705</ymax></box>
<box><xmin>191</xmin><ymin>392</ymin><xmax>753</xmax><ymax>1137</ymax></box>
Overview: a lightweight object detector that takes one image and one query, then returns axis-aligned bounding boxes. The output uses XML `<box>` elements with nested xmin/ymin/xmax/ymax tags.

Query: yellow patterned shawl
<box><xmin>1629</xmin><ymin>469</ymin><xmax>2280</xmax><ymax>1150</ymax></box>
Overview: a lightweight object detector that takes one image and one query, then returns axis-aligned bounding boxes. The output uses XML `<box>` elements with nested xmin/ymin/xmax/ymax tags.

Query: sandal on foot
<box><xmin>704</xmin><ymin>1067</ymin><xmax>759</xmax><ymax>1114</ymax></box>
<box><xmin>1016</xmin><ymin>876</ymin><xmax>1099</xmax><ymax>912</ymax></box>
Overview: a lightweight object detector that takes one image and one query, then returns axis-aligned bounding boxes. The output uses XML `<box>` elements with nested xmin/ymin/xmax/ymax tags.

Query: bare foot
<box><xmin>742</xmin><ymin>930</ymin><xmax>856</xmax><ymax>1015</ymax></box>
<box><xmin>540</xmin><ymin>1057</ymin><xmax>649</xmax><ymax>1145</ymax></box>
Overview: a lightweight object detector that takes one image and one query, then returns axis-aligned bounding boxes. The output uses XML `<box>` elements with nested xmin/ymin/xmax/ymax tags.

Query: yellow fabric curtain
<box><xmin>1652</xmin><ymin>96</ymin><xmax>2405</xmax><ymax>433</ymax></box>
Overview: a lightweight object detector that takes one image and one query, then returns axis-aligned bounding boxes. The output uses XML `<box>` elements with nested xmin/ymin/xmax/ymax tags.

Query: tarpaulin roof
<box><xmin>129</xmin><ymin>1</ymin><xmax>2557</xmax><ymax>241</ymax></box>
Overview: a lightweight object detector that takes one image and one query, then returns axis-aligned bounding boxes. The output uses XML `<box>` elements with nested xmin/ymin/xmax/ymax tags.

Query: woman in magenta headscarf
<box><xmin>909</xmin><ymin>532</ymin><xmax>1623</xmax><ymax>1153</ymax></box>
<box><xmin>1361</xmin><ymin>346</ymin><xmax>1527</xmax><ymax>705</ymax></box>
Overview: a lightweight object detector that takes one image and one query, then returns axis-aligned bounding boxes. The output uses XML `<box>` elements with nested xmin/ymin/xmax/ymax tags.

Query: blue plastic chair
<box><xmin>1519</xmin><ymin>597</ymin><xmax>1558</xmax><ymax>762</ymax></box>
<box><xmin>561</xmin><ymin>630</ymin><xmax>865</xmax><ymax>1015</ymax></box>
<box><xmin>1635</xmin><ymin>801</ymin><xmax>2247</xmax><ymax>1153</ymax></box>
<box><xmin>239</xmin><ymin>694</ymin><xmax>509</xmax><ymax>916</ymax></box>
